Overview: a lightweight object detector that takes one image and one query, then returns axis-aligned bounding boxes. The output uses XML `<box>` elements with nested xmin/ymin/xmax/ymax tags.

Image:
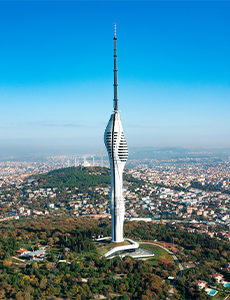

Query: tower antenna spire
<box><xmin>113</xmin><ymin>23</ymin><xmax>118</xmax><ymax>111</ymax></box>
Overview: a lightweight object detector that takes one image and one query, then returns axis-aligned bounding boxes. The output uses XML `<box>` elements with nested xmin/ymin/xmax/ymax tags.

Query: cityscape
<box><xmin>0</xmin><ymin>151</ymin><xmax>230</xmax><ymax>298</ymax></box>
<box><xmin>1</xmin><ymin>153</ymin><xmax>230</xmax><ymax>229</ymax></box>
<box><xmin>0</xmin><ymin>1</ymin><xmax>230</xmax><ymax>300</ymax></box>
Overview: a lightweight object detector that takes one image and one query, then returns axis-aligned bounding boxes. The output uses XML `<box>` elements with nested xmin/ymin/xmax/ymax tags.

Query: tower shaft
<box><xmin>104</xmin><ymin>24</ymin><xmax>128</xmax><ymax>243</ymax></box>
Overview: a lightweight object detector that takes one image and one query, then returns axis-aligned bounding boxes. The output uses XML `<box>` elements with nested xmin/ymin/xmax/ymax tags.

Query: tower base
<box><xmin>95</xmin><ymin>237</ymin><xmax>154</xmax><ymax>259</ymax></box>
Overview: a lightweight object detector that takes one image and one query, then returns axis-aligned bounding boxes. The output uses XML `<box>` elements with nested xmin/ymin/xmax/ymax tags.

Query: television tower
<box><xmin>104</xmin><ymin>24</ymin><xmax>128</xmax><ymax>243</ymax></box>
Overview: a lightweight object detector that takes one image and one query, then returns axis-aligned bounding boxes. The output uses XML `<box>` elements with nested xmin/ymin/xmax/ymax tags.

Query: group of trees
<box><xmin>0</xmin><ymin>215</ymin><xmax>229</xmax><ymax>299</ymax></box>
<box><xmin>191</xmin><ymin>180</ymin><xmax>230</xmax><ymax>194</ymax></box>
<box><xmin>35</xmin><ymin>167</ymin><xmax>110</xmax><ymax>191</ymax></box>
<box><xmin>0</xmin><ymin>216</ymin><xmax>171</xmax><ymax>299</ymax></box>
<box><xmin>125</xmin><ymin>221</ymin><xmax>230</xmax><ymax>299</ymax></box>
<box><xmin>125</xmin><ymin>222</ymin><xmax>229</xmax><ymax>262</ymax></box>
<box><xmin>0</xmin><ymin>255</ymin><xmax>170</xmax><ymax>299</ymax></box>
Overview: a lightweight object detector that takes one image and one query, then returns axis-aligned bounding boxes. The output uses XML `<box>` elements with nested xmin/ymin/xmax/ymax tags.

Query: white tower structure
<box><xmin>104</xmin><ymin>24</ymin><xmax>128</xmax><ymax>243</ymax></box>
<box><xmin>74</xmin><ymin>157</ymin><xmax>77</xmax><ymax>167</ymax></box>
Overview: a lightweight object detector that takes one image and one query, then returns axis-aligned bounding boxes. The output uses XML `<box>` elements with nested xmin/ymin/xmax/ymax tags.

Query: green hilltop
<box><xmin>34</xmin><ymin>167</ymin><xmax>111</xmax><ymax>190</ymax></box>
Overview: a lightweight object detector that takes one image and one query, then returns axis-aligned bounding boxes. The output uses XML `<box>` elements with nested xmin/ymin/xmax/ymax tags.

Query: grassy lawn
<box><xmin>140</xmin><ymin>243</ymin><xmax>173</xmax><ymax>263</ymax></box>
<box><xmin>212</xmin><ymin>290</ymin><xmax>230</xmax><ymax>300</ymax></box>
<box><xmin>48</xmin><ymin>247</ymin><xmax>61</xmax><ymax>254</ymax></box>
<box><xmin>95</xmin><ymin>240</ymin><xmax>131</xmax><ymax>256</ymax></box>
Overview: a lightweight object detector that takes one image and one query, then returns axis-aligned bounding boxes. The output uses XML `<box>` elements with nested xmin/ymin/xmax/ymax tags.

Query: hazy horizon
<box><xmin>1</xmin><ymin>142</ymin><xmax>230</xmax><ymax>161</ymax></box>
<box><xmin>1</xmin><ymin>1</ymin><xmax>230</xmax><ymax>155</ymax></box>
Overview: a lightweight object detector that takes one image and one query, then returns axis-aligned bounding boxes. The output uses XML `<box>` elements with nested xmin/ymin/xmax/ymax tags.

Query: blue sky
<box><xmin>0</xmin><ymin>1</ymin><xmax>230</xmax><ymax>156</ymax></box>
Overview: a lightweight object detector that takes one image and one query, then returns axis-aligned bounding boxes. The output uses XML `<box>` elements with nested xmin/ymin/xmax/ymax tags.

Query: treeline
<box><xmin>0</xmin><ymin>217</ymin><xmax>109</xmax><ymax>259</ymax></box>
<box><xmin>34</xmin><ymin>167</ymin><xmax>110</xmax><ymax>190</ymax></box>
<box><xmin>125</xmin><ymin>222</ymin><xmax>230</xmax><ymax>262</ymax></box>
<box><xmin>0</xmin><ymin>254</ymin><xmax>170</xmax><ymax>299</ymax></box>
<box><xmin>151</xmin><ymin>182</ymin><xmax>187</xmax><ymax>192</ymax></box>
<box><xmin>191</xmin><ymin>180</ymin><xmax>230</xmax><ymax>195</ymax></box>
<box><xmin>125</xmin><ymin>221</ymin><xmax>230</xmax><ymax>299</ymax></box>
<box><xmin>32</xmin><ymin>167</ymin><xmax>145</xmax><ymax>192</ymax></box>
<box><xmin>57</xmin><ymin>230</ymin><xmax>95</xmax><ymax>253</ymax></box>
<box><xmin>124</xmin><ymin>173</ymin><xmax>146</xmax><ymax>191</ymax></box>
<box><xmin>0</xmin><ymin>217</ymin><xmax>171</xmax><ymax>299</ymax></box>
<box><xmin>0</xmin><ymin>216</ymin><xmax>229</xmax><ymax>299</ymax></box>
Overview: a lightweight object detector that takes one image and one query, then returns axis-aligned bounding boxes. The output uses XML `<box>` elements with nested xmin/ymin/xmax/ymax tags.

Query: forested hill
<box><xmin>34</xmin><ymin>167</ymin><xmax>111</xmax><ymax>189</ymax></box>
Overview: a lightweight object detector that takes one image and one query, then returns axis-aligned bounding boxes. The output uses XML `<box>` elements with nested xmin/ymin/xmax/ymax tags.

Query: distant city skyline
<box><xmin>0</xmin><ymin>1</ymin><xmax>230</xmax><ymax>156</ymax></box>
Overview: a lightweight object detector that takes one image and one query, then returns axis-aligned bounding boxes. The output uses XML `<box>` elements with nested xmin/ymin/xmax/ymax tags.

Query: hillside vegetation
<box><xmin>35</xmin><ymin>167</ymin><xmax>110</xmax><ymax>190</ymax></box>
